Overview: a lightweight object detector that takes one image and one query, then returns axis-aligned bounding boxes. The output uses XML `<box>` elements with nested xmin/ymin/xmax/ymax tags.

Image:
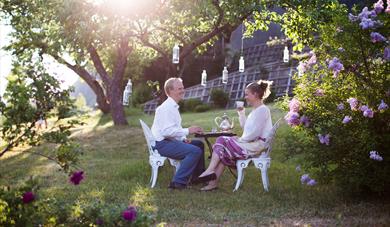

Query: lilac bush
<box><xmin>282</xmin><ymin>0</ymin><xmax>389</xmax><ymax>194</ymax></box>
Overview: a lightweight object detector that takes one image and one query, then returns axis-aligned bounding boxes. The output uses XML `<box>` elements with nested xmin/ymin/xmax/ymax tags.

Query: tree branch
<box><xmin>0</xmin><ymin>123</ymin><xmax>35</xmax><ymax>157</ymax></box>
<box><xmin>87</xmin><ymin>44</ymin><xmax>111</xmax><ymax>85</ymax></box>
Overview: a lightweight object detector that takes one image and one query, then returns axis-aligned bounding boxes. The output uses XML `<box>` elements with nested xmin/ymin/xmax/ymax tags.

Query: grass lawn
<box><xmin>1</xmin><ymin>104</ymin><xmax>389</xmax><ymax>225</ymax></box>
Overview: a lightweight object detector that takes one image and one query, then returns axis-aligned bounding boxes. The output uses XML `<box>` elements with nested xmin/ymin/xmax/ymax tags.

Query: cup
<box><xmin>236</xmin><ymin>101</ymin><xmax>244</xmax><ymax>109</ymax></box>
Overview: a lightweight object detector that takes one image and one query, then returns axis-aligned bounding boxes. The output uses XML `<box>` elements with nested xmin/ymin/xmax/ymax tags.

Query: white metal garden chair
<box><xmin>139</xmin><ymin>119</ymin><xmax>181</xmax><ymax>188</ymax></box>
<box><xmin>233</xmin><ymin>118</ymin><xmax>282</xmax><ymax>192</ymax></box>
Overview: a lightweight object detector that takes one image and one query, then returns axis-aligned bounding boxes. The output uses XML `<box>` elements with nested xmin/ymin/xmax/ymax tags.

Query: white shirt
<box><xmin>237</xmin><ymin>105</ymin><xmax>272</xmax><ymax>142</ymax></box>
<box><xmin>151</xmin><ymin>97</ymin><xmax>189</xmax><ymax>142</ymax></box>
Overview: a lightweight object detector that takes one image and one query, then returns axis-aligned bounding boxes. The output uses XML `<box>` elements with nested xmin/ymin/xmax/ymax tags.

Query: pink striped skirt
<box><xmin>212</xmin><ymin>136</ymin><xmax>249</xmax><ymax>167</ymax></box>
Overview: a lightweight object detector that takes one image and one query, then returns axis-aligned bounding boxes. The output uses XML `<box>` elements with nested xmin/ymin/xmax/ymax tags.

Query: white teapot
<box><xmin>215</xmin><ymin>113</ymin><xmax>235</xmax><ymax>132</ymax></box>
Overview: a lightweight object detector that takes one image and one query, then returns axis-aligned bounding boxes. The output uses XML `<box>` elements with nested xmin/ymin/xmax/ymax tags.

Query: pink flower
<box><xmin>318</xmin><ymin>134</ymin><xmax>330</xmax><ymax>145</ymax></box>
<box><xmin>315</xmin><ymin>89</ymin><xmax>325</xmax><ymax>96</ymax></box>
<box><xmin>342</xmin><ymin>116</ymin><xmax>352</xmax><ymax>124</ymax></box>
<box><xmin>122</xmin><ymin>206</ymin><xmax>137</xmax><ymax>222</ymax></box>
<box><xmin>69</xmin><ymin>171</ymin><xmax>84</xmax><ymax>185</ymax></box>
<box><xmin>297</xmin><ymin>62</ymin><xmax>308</xmax><ymax>76</ymax></box>
<box><xmin>386</xmin><ymin>0</ymin><xmax>390</xmax><ymax>13</ymax></box>
<box><xmin>289</xmin><ymin>98</ymin><xmax>300</xmax><ymax>112</ymax></box>
<box><xmin>22</xmin><ymin>191</ymin><xmax>35</xmax><ymax>204</ymax></box>
<box><xmin>307</xmin><ymin>52</ymin><xmax>317</xmax><ymax>66</ymax></box>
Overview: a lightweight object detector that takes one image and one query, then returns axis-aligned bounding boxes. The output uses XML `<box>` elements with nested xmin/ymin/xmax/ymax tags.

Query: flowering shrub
<box><xmin>283</xmin><ymin>1</ymin><xmax>389</xmax><ymax>194</ymax></box>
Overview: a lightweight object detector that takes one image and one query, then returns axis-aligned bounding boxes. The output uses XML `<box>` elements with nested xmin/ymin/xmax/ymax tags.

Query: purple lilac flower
<box><xmin>374</xmin><ymin>0</ymin><xmax>384</xmax><ymax>14</ymax></box>
<box><xmin>300</xmin><ymin>115</ymin><xmax>310</xmax><ymax>127</ymax></box>
<box><xmin>342</xmin><ymin>116</ymin><xmax>352</xmax><ymax>124</ymax></box>
<box><xmin>315</xmin><ymin>89</ymin><xmax>325</xmax><ymax>96</ymax></box>
<box><xmin>378</xmin><ymin>100</ymin><xmax>388</xmax><ymax>111</ymax></box>
<box><xmin>384</xmin><ymin>47</ymin><xmax>390</xmax><ymax>61</ymax></box>
<box><xmin>358</xmin><ymin>7</ymin><xmax>377</xmax><ymax>19</ymax></box>
<box><xmin>371</xmin><ymin>32</ymin><xmax>386</xmax><ymax>43</ymax></box>
<box><xmin>70</xmin><ymin>171</ymin><xmax>84</xmax><ymax>185</ymax></box>
<box><xmin>285</xmin><ymin>112</ymin><xmax>300</xmax><ymax>127</ymax></box>
<box><xmin>122</xmin><ymin>206</ymin><xmax>137</xmax><ymax>222</ymax></box>
<box><xmin>337</xmin><ymin>103</ymin><xmax>345</xmax><ymax>110</ymax></box>
<box><xmin>318</xmin><ymin>134</ymin><xmax>330</xmax><ymax>145</ymax></box>
<box><xmin>296</xmin><ymin>165</ymin><xmax>301</xmax><ymax>172</ymax></box>
<box><xmin>349</xmin><ymin>13</ymin><xmax>358</xmax><ymax>22</ymax></box>
<box><xmin>300</xmin><ymin>174</ymin><xmax>310</xmax><ymax>184</ymax></box>
<box><xmin>363</xmin><ymin>108</ymin><xmax>374</xmax><ymax>118</ymax></box>
<box><xmin>22</xmin><ymin>191</ymin><xmax>35</xmax><ymax>204</ymax></box>
<box><xmin>338</xmin><ymin>47</ymin><xmax>345</xmax><ymax>52</ymax></box>
<box><xmin>347</xmin><ymin>98</ymin><xmax>359</xmax><ymax>110</ymax></box>
<box><xmin>360</xmin><ymin>105</ymin><xmax>369</xmax><ymax>112</ymax></box>
<box><xmin>328</xmin><ymin>57</ymin><xmax>344</xmax><ymax>77</ymax></box>
<box><xmin>360</xmin><ymin>18</ymin><xmax>376</xmax><ymax>29</ymax></box>
<box><xmin>369</xmin><ymin>150</ymin><xmax>383</xmax><ymax>161</ymax></box>
<box><xmin>307</xmin><ymin>179</ymin><xmax>317</xmax><ymax>186</ymax></box>
<box><xmin>289</xmin><ymin>98</ymin><xmax>300</xmax><ymax>112</ymax></box>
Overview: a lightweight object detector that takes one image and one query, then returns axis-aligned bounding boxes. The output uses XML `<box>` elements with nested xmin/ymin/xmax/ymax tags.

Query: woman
<box><xmin>199</xmin><ymin>80</ymin><xmax>273</xmax><ymax>191</ymax></box>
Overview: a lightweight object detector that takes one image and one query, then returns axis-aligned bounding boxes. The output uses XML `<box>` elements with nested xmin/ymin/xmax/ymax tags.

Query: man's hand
<box><xmin>183</xmin><ymin>138</ymin><xmax>191</xmax><ymax>143</ymax></box>
<box><xmin>189</xmin><ymin>126</ymin><xmax>204</xmax><ymax>134</ymax></box>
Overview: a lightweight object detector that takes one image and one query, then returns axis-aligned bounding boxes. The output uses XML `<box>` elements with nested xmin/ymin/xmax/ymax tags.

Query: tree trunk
<box><xmin>109</xmin><ymin>82</ymin><xmax>128</xmax><ymax>125</ymax></box>
<box><xmin>109</xmin><ymin>37</ymin><xmax>131</xmax><ymax>125</ymax></box>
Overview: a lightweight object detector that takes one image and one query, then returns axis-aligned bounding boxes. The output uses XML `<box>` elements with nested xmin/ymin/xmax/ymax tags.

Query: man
<box><xmin>151</xmin><ymin>77</ymin><xmax>215</xmax><ymax>189</ymax></box>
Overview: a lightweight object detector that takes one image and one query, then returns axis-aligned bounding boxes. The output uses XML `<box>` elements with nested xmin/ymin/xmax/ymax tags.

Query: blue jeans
<box><xmin>155</xmin><ymin>139</ymin><xmax>205</xmax><ymax>185</ymax></box>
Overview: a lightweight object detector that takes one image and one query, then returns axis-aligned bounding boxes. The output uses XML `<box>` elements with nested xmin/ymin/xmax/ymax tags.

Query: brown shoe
<box><xmin>191</xmin><ymin>173</ymin><xmax>217</xmax><ymax>184</ymax></box>
<box><xmin>200</xmin><ymin>184</ymin><xmax>218</xmax><ymax>191</ymax></box>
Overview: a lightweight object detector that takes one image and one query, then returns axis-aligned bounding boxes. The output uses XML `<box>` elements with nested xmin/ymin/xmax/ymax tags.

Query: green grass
<box><xmin>1</xmin><ymin>104</ymin><xmax>390</xmax><ymax>225</ymax></box>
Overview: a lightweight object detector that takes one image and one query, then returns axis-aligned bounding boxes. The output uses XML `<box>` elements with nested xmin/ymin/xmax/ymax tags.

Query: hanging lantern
<box><xmin>283</xmin><ymin>46</ymin><xmax>289</xmax><ymax>63</ymax></box>
<box><xmin>172</xmin><ymin>43</ymin><xmax>180</xmax><ymax>64</ymax></box>
<box><xmin>122</xmin><ymin>79</ymin><xmax>132</xmax><ymax>106</ymax></box>
<box><xmin>239</xmin><ymin>56</ymin><xmax>245</xmax><ymax>72</ymax></box>
<box><xmin>201</xmin><ymin>69</ymin><xmax>207</xmax><ymax>86</ymax></box>
<box><xmin>222</xmin><ymin>66</ymin><xmax>228</xmax><ymax>84</ymax></box>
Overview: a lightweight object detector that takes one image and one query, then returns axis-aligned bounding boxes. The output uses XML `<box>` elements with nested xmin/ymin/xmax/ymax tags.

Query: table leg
<box><xmin>204</xmin><ymin>137</ymin><xmax>213</xmax><ymax>159</ymax></box>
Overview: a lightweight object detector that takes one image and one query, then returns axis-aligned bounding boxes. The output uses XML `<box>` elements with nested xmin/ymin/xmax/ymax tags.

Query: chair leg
<box><xmin>149</xmin><ymin>156</ymin><xmax>166</xmax><ymax>188</ymax></box>
<box><xmin>260</xmin><ymin>167</ymin><xmax>269</xmax><ymax>192</ymax></box>
<box><xmin>149</xmin><ymin>168</ymin><xmax>153</xmax><ymax>184</ymax></box>
<box><xmin>150</xmin><ymin>165</ymin><xmax>159</xmax><ymax>188</ymax></box>
<box><xmin>233</xmin><ymin>160</ymin><xmax>250</xmax><ymax>192</ymax></box>
<box><xmin>253</xmin><ymin>158</ymin><xmax>271</xmax><ymax>191</ymax></box>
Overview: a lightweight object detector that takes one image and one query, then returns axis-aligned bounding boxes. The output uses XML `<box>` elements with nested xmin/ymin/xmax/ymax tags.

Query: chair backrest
<box><xmin>139</xmin><ymin>119</ymin><xmax>158</xmax><ymax>156</ymax></box>
<box><xmin>263</xmin><ymin>118</ymin><xmax>282</xmax><ymax>156</ymax></box>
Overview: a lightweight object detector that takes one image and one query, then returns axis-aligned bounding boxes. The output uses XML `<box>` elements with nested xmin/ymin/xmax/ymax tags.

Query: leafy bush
<box><xmin>210</xmin><ymin>89</ymin><xmax>229</xmax><ymax>108</ymax></box>
<box><xmin>178</xmin><ymin>98</ymin><xmax>203</xmax><ymax>112</ymax></box>
<box><xmin>132</xmin><ymin>83</ymin><xmax>154</xmax><ymax>106</ymax></box>
<box><xmin>282</xmin><ymin>2</ymin><xmax>389</xmax><ymax>194</ymax></box>
<box><xmin>194</xmin><ymin>104</ymin><xmax>211</xmax><ymax>112</ymax></box>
